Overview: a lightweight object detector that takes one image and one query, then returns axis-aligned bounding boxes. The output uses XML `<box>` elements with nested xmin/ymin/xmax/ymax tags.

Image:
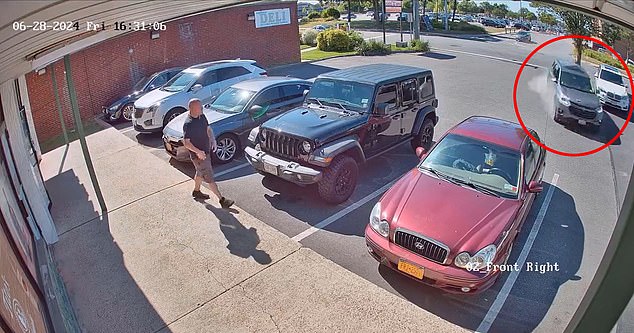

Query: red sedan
<box><xmin>365</xmin><ymin>116</ymin><xmax>546</xmax><ymax>294</ymax></box>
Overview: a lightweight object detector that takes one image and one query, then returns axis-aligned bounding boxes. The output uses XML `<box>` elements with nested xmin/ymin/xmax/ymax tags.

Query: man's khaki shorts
<box><xmin>191</xmin><ymin>154</ymin><xmax>214</xmax><ymax>183</ymax></box>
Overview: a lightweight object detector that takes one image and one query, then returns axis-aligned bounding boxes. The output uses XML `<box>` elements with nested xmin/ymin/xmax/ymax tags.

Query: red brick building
<box><xmin>26</xmin><ymin>1</ymin><xmax>300</xmax><ymax>143</ymax></box>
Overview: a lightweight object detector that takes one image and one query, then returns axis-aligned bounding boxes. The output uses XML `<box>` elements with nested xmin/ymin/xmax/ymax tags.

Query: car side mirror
<box><xmin>190</xmin><ymin>84</ymin><xmax>203</xmax><ymax>93</ymax></box>
<box><xmin>528</xmin><ymin>180</ymin><xmax>543</xmax><ymax>193</ymax></box>
<box><xmin>374</xmin><ymin>103</ymin><xmax>387</xmax><ymax>115</ymax></box>
<box><xmin>303</xmin><ymin>90</ymin><xmax>310</xmax><ymax>98</ymax></box>
<box><xmin>550</xmin><ymin>77</ymin><xmax>557</xmax><ymax>82</ymax></box>
<box><xmin>415</xmin><ymin>147</ymin><xmax>427</xmax><ymax>159</ymax></box>
<box><xmin>249</xmin><ymin>105</ymin><xmax>264</xmax><ymax>115</ymax></box>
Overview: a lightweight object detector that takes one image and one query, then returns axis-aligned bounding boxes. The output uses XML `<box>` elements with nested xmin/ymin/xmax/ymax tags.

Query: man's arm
<box><xmin>208</xmin><ymin>126</ymin><xmax>217</xmax><ymax>152</ymax></box>
<box><xmin>183</xmin><ymin>138</ymin><xmax>206</xmax><ymax>160</ymax></box>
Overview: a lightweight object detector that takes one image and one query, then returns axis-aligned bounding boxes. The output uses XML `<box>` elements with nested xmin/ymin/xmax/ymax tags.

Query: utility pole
<box><xmin>348</xmin><ymin>0</ymin><xmax>351</xmax><ymax>23</ymax></box>
<box><xmin>382</xmin><ymin>0</ymin><xmax>386</xmax><ymax>43</ymax></box>
<box><xmin>519</xmin><ymin>0</ymin><xmax>523</xmax><ymax>22</ymax></box>
<box><xmin>413</xmin><ymin>0</ymin><xmax>420</xmax><ymax>40</ymax></box>
<box><xmin>443</xmin><ymin>0</ymin><xmax>448</xmax><ymax>30</ymax></box>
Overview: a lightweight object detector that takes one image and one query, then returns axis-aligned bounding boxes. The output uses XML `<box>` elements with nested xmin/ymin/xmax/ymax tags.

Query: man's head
<box><xmin>188</xmin><ymin>98</ymin><xmax>203</xmax><ymax>117</ymax></box>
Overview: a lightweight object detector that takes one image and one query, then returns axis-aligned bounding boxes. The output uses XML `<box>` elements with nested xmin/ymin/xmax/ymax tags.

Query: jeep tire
<box><xmin>411</xmin><ymin>118</ymin><xmax>434</xmax><ymax>151</ymax></box>
<box><xmin>317</xmin><ymin>155</ymin><xmax>358</xmax><ymax>204</ymax></box>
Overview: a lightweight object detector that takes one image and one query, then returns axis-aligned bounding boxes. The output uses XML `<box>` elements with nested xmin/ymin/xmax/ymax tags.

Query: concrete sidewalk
<box><xmin>40</xmin><ymin>123</ymin><xmax>467</xmax><ymax>332</ymax></box>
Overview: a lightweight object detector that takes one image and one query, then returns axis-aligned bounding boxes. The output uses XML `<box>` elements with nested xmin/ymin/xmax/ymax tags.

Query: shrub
<box><xmin>356</xmin><ymin>40</ymin><xmax>392</xmax><ymax>56</ymax></box>
<box><xmin>583</xmin><ymin>49</ymin><xmax>634</xmax><ymax>73</ymax></box>
<box><xmin>317</xmin><ymin>29</ymin><xmax>351</xmax><ymax>51</ymax></box>
<box><xmin>299</xmin><ymin>17</ymin><xmax>309</xmax><ymax>24</ymax></box>
<box><xmin>348</xmin><ymin>31</ymin><xmax>365</xmax><ymax>49</ymax></box>
<box><xmin>307</xmin><ymin>11</ymin><xmax>321</xmax><ymax>19</ymax></box>
<box><xmin>301</xmin><ymin>29</ymin><xmax>319</xmax><ymax>46</ymax></box>
<box><xmin>410</xmin><ymin>39</ymin><xmax>430</xmax><ymax>52</ymax></box>
<box><xmin>322</xmin><ymin>7</ymin><xmax>341</xmax><ymax>19</ymax></box>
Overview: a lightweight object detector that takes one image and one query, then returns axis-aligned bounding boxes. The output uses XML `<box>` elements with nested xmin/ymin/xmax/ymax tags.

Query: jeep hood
<box><xmin>262</xmin><ymin>106</ymin><xmax>366</xmax><ymax>143</ymax></box>
<box><xmin>559</xmin><ymin>85</ymin><xmax>600</xmax><ymax>109</ymax></box>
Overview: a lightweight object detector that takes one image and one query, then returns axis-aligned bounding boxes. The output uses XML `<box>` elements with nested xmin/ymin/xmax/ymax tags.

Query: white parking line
<box><xmin>215</xmin><ymin>162</ymin><xmax>250</xmax><ymax>178</ymax></box>
<box><xmin>476</xmin><ymin>173</ymin><xmax>560</xmax><ymax>333</ymax></box>
<box><xmin>432</xmin><ymin>47</ymin><xmax>543</xmax><ymax>69</ymax></box>
<box><xmin>291</xmin><ymin>178</ymin><xmax>399</xmax><ymax>242</ymax></box>
<box><xmin>120</xmin><ymin>127</ymin><xmax>136</xmax><ymax>135</ymax></box>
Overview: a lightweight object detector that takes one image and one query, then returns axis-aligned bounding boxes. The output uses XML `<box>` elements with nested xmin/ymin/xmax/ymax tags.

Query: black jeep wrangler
<box><xmin>244</xmin><ymin>64</ymin><xmax>439</xmax><ymax>204</ymax></box>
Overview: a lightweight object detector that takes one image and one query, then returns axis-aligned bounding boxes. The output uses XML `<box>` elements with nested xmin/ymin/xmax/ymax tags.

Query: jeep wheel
<box><xmin>317</xmin><ymin>155</ymin><xmax>358</xmax><ymax>204</ymax></box>
<box><xmin>411</xmin><ymin>118</ymin><xmax>434</xmax><ymax>151</ymax></box>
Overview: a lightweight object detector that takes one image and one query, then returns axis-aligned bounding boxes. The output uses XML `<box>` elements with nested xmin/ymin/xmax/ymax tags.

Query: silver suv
<box><xmin>132</xmin><ymin>59</ymin><xmax>266</xmax><ymax>133</ymax></box>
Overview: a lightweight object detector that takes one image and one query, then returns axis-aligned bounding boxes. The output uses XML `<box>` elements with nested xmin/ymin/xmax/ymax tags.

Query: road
<box><xmin>111</xmin><ymin>32</ymin><xmax>633</xmax><ymax>333</ymax></box>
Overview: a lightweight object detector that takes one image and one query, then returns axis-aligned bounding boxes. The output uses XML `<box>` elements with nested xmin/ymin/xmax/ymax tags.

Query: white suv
<box><xmin>132</xmin><ymin>59</ymin><xmax>266</xmax><ymax>132</ymax></box>
<box><xmin>595</xmin><ymin>64</ymin><xmax>631</xmax><ymax>112</ymax></box>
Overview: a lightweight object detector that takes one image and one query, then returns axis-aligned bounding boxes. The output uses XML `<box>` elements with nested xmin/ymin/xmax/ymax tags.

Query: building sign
<box><xmin>0</xmin><ymin>220</ymin><xmax>48</xmax><ymax>333</ymax></box>
<box><xmin>385</xmin><ymin>0</ymin><xmax>402</xmax><ymax>13</ymax></box>
<box><xmin>254</xmin><ymin>8</ymin><xmax>291</xmax><ymax>28</ymax></box>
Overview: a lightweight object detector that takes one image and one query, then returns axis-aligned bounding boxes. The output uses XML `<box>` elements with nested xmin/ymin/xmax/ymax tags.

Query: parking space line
<box><xmin>432</xmin><ymin>47</ymin><xmax>543</xmax><ymax>69</ymax></box>
<box><xmin>120</xmin><ymin>127</ymin><xmax>136</xmax><ymax>135</ymax></box>
<box><xmin>476</xmin><ymin>173</ymin><xmax>559</xmax><ymax>333</ymax></box>
<box><xmin>215</xmin><ymin>162</ymin><xmax>249</xmax><ymax>178</ymax></box>
<box><xmin>291</xmin><ymin>178</ymin><xmax>399</xmax><ymax>242</ymax></box>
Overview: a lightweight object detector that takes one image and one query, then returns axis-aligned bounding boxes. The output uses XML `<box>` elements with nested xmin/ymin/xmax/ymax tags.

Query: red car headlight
<box><xmin>454</xmin><ymin>244</ymin><xmax>497</xmax><ymax>272</ymax></box>
<box><xmin>369</xmin><ymin>202</ymin><xmax>389</xmax><ymax>238</ymax></box>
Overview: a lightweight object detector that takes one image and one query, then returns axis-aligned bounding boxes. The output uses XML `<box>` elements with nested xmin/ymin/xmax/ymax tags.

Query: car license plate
<box><xmin>263</xmin><ymin>161</ymin><xmax>278</xmax><ymax>175</ymax></box>
<box><xmin>397</xmin><ymin>260</ymin><xmax>424</xmax><ymax>279</ymax></box>
<box><xmin>578</xmin><ymin>120</ymin><xmax>587</xmax><ymax>125</ymax></box>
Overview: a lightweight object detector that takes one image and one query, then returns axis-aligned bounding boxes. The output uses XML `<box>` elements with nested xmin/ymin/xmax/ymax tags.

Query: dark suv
<box><xmin>548</xmin><ymin>59</ymin><xmax>602</xmax><ymax>131</ymax></box>
<box><xmin>244</xmin><ymin>64</ymin><xmax>439</xmax><ymax>204</ymax></box>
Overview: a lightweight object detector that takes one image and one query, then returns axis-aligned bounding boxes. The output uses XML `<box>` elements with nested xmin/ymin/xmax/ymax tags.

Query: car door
<box><xmin>514</xmin><ymin>137</ymin><xmax>544</xmax><ymax>236</ymax></box>
<box><xmin>192</xmin><ymin>70</ymin><xmax>218</xmax><ymax>103</ymax></box>
<box><xmin>368</xmin><ymin>83</ymin><xmax>402</xmax><ymax>153</ymax></box>
<box><xmin>244</xmin><ymin>86</ymin><xmax>285</xmax><ymax>131</ymax></box>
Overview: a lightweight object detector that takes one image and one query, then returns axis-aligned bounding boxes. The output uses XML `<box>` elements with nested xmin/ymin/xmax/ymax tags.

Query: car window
<box><xmin>210</xmin><ymin>87</ymin><xmax>255</xmax><ymax>113</ymax></box>
<box><xmin>306</xmin><ymin>79</ymin><xmax>374</xmax><ymax>112</ymax></box>
<box><xmin>217</xmin><ymin>66</ymin><xmax>251</xmax><ymax>81</ymax></box>
<box><xmin>553</xmin><ymin>64</ymin><xmax>560</xmax><ymax>81</ymax></box>
<box><xmin>401</xmin><ymin>79</ymin><xmax>417</xmax><ymax>104</ymax></box>
<box><xmin>523</xmin><ymin>140</ymin><xmax>538</xmax><ymax>184</ymax></box>
<box><xmin>280</xmin><ymin>84</ymin><xmax>310</xmax><ymax>101</ymax></box>
<box><xmin>151</xmin><ymin>73</ymin><xmax>169</xmax><ymax>88</ymax></box>
<box><xmin>195</xmin><ymin>70</ymin><xmax>218</xmax><ymax>86</ymax></box>
<box><xmin>376</xmin><ymin>84</ymin><xmax>398</xmax><ymax>112</ymax></box>
<box><xmin>418</xmin><ymin>75</ymin><xmax>434</xmax><ymax>100</ymax></box>
<box><xmin>560</xmin><ymin>71</ymin><xmax>594</xmax><ymax>93</ymax></box>
<box><xmin>253</xmin><ymin>87</ymin><xmax>282</xmax><ymax>106</ymax></box>
<box><xmin>599</xmin><ymin>69</ymin><xmax>625</xmax><ymax>87</ymax></box>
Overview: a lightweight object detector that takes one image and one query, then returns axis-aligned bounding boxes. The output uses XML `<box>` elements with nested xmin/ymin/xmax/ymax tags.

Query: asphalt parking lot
<box><xmin>111</xmin><ymin>32</ymin><xmax>633</xmax><ymax>332</ymax></box>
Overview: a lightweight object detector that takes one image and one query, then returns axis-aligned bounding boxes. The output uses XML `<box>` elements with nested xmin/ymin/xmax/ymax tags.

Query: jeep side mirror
<box><xmin>303</xmin><ymin>90</ymin><xmax>310</xmax><ymax>97</ymax></box>
<box><xmin>528</xmin><ymin>180</ymin><xmax>543</xmax><ymax>193</ymax></box>
<box><xmin>415</xmin><ymin>147</ymin><xmax>427</xmax><ymax>159</ymax></box>
<box><xmin>190</xmin><ymin>84</ymin><xmax>203</xmax><ymax>93</ymax></box>
<box><xmin>374</xmin><ymin>103</ymin><xmax>387</xmax><ymax>115</ymax></box>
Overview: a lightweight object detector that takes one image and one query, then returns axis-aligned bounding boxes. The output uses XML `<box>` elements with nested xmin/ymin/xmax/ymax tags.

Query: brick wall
<box><xmin>26</xmin><ymin>2</ymin><xmax>300</xmax><ymax>142</ymax></box>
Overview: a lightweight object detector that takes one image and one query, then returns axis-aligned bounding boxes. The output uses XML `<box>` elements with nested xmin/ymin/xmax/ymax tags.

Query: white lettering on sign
<box><xmin>385</xmin><ymin>0</ymin><xmax>402</xmax><ymax>7</ymax></box>
<box><xmin>254</xmin><ymin>8</ymin><xmax>291</xmax><ymax>28</ymax></box>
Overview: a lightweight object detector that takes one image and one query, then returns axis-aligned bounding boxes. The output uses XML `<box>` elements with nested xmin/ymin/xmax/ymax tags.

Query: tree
<box><xmin>480</xmin><ymin>1</ymin><xmax>494</xmax><ymax>15</ymax></box>
<box><xmin>539</xmin><ymin>12</ymin><xmax>557</xmax><ymax>26</ymax></box>
<box><xmin>560</xmin><ymin>11</ymin><xmax>596</xmax><ymax>64</ymax></box>
<box><xmin>403</xmin><ymin>0</ymin><xmax>413</xmax><ymax>12</ymax></box>
<box><xmin>451</xmin><ymin>0</ymin><xmax>458</xmax><ymax>21</ymax></box>
<box><xmin>491</xmin><ymin>3</ymin><xmax>508</xmax><ymax>18</ymax></box>
<box><xmin>457</xmin><ymin>0</ymin><xmax>479</xmax><ymax>14</ymax></box>
<box><xmin>601</xmin><ymin>22</ymin><xmax>624</xmax><ymax>47</ymax></box>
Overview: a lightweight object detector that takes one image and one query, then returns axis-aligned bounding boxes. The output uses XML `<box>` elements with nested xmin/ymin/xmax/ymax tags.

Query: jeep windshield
<box><xmin>600</xmin><ymin>69</ymin><xmax>625</xmax><ymax>87</ymax></box>
<box><xmin>162</xmin><ymin>71</ymin><xmax>199</xmax><ymax>92</ymax></box>
<box><xmin>560</xmin><ymin>71</ymin><xmax>594</xmax><ymax>93</ymax></box>
<box><xmin>419</xmin><ymin>134</ymin><xmax>521</xmax><ymax>199</ymax></box>
<box><xmin>306</xmin><ymin>79</ymin><xmax>374</xmax><ymax>113</ymax></box>
<box><xmin>209</xmin><ymin>87</ymin><xmax>255</xmax><ymax>113</ymax></box>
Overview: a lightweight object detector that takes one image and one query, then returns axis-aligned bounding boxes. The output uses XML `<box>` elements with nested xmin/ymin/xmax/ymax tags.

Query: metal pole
<box><xmin>348</xmin><ymin>0</ymin><xmax>351</xmax><ymax>23</ymax></box>
<box><xmin>63</xmin><ymin>55</ymin><xmax>107</xmax><ymax>212</ymax></box>
<box><xmin>382</xmin><ymin>0</ymin><xmax>386</xmax><ymax>44</ymax></box>
<box><xmin>413</xmin><ymin>0</ymin><xmax>420</xmax><ymax>40</ymax></box>
<box><xmin>443</xmin><ymin>0</ymin><xmax>448</xmax><ymax>30</ymax></box>
<box><xmin>564</xmin><ymin>169</ymin><xmax>634</xmax><ymax>333</ymax></box>
<box><xmin>49</xmin><ymin>65</ymin><xmax>68</xmax><ymax>145</ymax></box>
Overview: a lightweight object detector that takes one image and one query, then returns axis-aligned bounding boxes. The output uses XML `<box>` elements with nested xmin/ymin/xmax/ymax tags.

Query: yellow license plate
<box><xmin>398</xmin><ymin>260</ymin><xmax>424</xmax><ymax>279</ymax></box>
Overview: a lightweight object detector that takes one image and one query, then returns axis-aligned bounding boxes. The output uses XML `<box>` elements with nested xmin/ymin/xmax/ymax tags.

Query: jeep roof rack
<box><xmin>318</xmin><ymin>64</ymin><xmax>432</xmax><ymax>86</ymax></box>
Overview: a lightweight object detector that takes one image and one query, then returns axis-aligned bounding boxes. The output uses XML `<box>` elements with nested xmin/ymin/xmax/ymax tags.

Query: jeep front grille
<box><xmin>263</xmin><ymin>131</ymin><xmax>301</xmax><ymax>160</ymax></box>
<box><xmin>394</xmin><ymin>230</ymin><xmax>448</xmax><ymax>264</ymax></box>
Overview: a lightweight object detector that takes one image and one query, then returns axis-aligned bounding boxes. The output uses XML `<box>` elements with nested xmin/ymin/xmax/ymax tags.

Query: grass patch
<box><xmin>583</xmin><ymin>48</ymin><xmax>634</xmax><ymax>74</ymax></box>
<box><xmin>350</xmin><ymin>20</ymin><xmax>403</xmax><ymax>31</ymax></box>
<box><xmin>40</xmin><ymin>118</ymin><xmax>106</xmax><ymax>154</ymax></box>
<box><xmin>483</xmin><ymin>26</ymin><xmax>506</xmax><ymax>34</ymax></box>
<box><xmin>301</xmin><ymin>49</ymin><xmax>357</xmax><ymax>61</ymax></box>
<box><xmin>300</xmin><ymin>44</ymin><xmax>312</xmax><ymax>50</ymax></box>
<box><xmin>299</xmin><ymin>18</ymin><xmax>346</xmax><ymax>29</ymax></box>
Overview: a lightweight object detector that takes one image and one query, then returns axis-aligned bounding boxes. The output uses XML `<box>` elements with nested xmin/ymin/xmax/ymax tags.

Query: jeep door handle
<box><xmin>392</xmin><ymin>115</ymin><xmax>401</xmax><ymax>120</ymax></box>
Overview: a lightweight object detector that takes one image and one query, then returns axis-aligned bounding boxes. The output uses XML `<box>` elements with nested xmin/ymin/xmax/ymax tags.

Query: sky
<box><xmin>474</xmin><ymin>0</ymin><xmax>538</xmax><ymax>13</ymax></box>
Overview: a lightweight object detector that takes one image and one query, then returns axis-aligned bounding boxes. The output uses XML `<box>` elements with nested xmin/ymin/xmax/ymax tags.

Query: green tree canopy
<box><xmin>457</xmin><ymin>0</ymin><xmax>479</xmax><ymax>14</ymax></box>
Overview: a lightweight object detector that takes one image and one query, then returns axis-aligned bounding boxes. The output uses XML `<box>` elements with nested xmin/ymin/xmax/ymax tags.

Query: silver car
<box><xmin>163</xmin><ymin>76</ymin><xmax>312</xmax><ymax>163</ymax></box>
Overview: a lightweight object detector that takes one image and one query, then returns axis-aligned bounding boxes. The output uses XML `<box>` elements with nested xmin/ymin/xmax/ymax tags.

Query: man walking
<box><xmin>182</xmin><ymin>98</ymin><xmax>234</xmax><ymax>208</ymax></box>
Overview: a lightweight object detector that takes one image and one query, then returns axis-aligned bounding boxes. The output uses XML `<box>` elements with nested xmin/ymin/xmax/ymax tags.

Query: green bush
<box><xmin>307</xmin><ymin>11</ymin><xmax>321</xmax><ymax>19</ymax></box>
<box><xmin>410</xmin><ymin>39</ymin><xmax>430</xmax><ymax>52</ymax></box>
<box><xmin>356</xmin><ymin>40</ymin><xmax>392</xmax><ymax>56</ymax></box>
<box><xmin>299</xmin><ymin>17</ymin><xmax>309</xmax><ymax>24</ymax></box>
<box><xmin>317</xmin><ymin>29</ymin><xmax>351</xmax><ymax>52</ymax></box>
<box><xmin>322</xmin><ymin>7</ymin><xmax>341</xmax><ymax>19</ymax></box>
<box><xmin>583</xmin><ymin>49</ymin><xmax>633</xmax><ymax>71</ymax></box>
<box><xmin>348</xmin><ymin>31</ymin><xmax>365</xmax><ymax>49</ymax></box>
<box><xmin>301</xmin><ymin>29</ymin><xmax>319</xmax><ymax>46</ymax></box>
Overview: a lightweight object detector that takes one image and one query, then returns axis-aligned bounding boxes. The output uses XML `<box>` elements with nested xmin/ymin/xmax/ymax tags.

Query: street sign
<box><xmin>386</xmin><ymin>7</ymin><xmax>401</xmax><ymax>13</ymax></box>
<box><xmin>385</xmin><ymin>0</ymin><xmax>402</xmax><ymax>6</ymax></box>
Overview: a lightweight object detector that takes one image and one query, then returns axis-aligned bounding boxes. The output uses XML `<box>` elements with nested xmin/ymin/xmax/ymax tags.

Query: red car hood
<box><xmin>381</xmin><ymin>169</ymin><xmax>521</xmax><ymax>253</ymax></box>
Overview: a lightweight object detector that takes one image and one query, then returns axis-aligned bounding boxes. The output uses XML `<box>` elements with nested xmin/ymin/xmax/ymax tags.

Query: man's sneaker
<box><xmin>220</xmin><ymin>197</ymin><xmax>234</xmax><ymax>209</ymax></box>
<box><xmin>192</xmin><ymin>190</ymin><xmax>210</xmax><ymax>200</ymax></box>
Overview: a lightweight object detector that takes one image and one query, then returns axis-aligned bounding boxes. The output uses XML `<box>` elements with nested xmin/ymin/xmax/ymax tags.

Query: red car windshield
<box><xmin>419</xmin><ymin>134</ymin><xmax>521</xmax><ymax>198</ymax></box>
